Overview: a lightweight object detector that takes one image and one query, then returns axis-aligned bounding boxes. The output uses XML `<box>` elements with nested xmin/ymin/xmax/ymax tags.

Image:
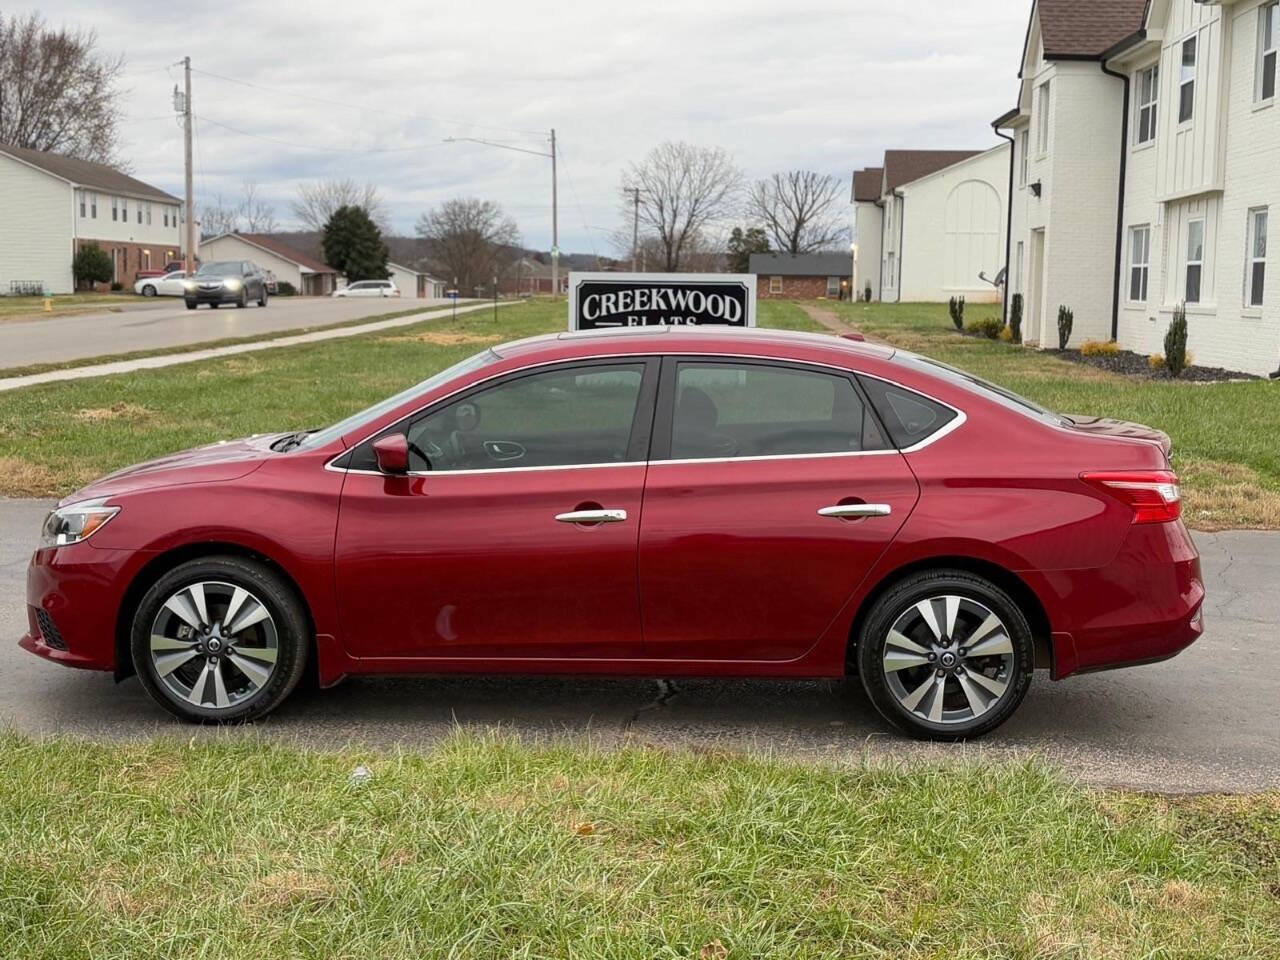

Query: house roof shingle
<box><xmin>748</xmin><ymin>253</ymin><xmax>851</xmax><ymax>277</ymax></box>
<box><xmin>882</xmin><ymin>150</ymin><xmax>983</xmax><ymax>192</ymax></box>
<box><xmin>210</xmin><ymin>233</ymin><xmax>338</xmax><ymax>274</ymax></box>
<box><xmin>852</xmin><ymin>167</ymin><xmax>884</xmax><ymax>202</ymax></box>
<box><xmin>1037</xmin><ymin>0</ymin><xmax>1148</xmax><ymax>60</ymax></box>
<box><xmin>0</xmin><ymin>143</ymin><xmax>180</xmax><ymax>202</ymax></box>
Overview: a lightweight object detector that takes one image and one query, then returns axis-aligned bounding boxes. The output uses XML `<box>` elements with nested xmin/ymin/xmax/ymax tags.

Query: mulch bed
<box><xmin>1045</xmin><ymin>347</ymin><xmax>1261</xmax><ymax>383</ymax></box>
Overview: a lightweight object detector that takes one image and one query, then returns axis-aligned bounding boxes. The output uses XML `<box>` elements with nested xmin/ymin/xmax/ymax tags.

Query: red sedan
<box><xmin>20</xmin><ymin>327</ymin><xmax>1203</xmax><ymax>739</ymax></box>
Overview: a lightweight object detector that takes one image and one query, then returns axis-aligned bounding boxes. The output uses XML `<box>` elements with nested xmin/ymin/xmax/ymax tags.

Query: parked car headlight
<box><xmin>40</xmin><ymin>498</ymin><xmax>120</xmax><ymax>547</ymax></box>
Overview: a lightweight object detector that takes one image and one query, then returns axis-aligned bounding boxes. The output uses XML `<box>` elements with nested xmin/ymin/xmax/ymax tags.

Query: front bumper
<box><xmin>19</xmin><ymin>543</ymin><xmax>142</xmax><ymax>673</ymax></box>
<box><xmin>184</xmin><ymin>286</ymin><xmax>241</xmax><ymax>304</ymax></box>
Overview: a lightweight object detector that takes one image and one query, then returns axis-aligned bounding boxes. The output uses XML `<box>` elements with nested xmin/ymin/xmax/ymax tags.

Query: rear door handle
<box><xmin>818</xmin><ymin>504</ymin><xmax>892</xmax><ymax>519</ymax></box>
<box><xmin>555</xmin><ymin>509</ymin><xmax>628</xmax><ymax>524</ymax></box>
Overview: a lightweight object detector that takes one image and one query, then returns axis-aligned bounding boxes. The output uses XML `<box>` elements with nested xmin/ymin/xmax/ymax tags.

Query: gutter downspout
<box><xmin>992</xmin><ymin>125</ymin><xmax>1016</xmax><ymax>325</ymax></box>
<box><xmin>876</xmin><ymin>199</ymin><xmax>885</xmax><ymax>300</ymax></box>
<box><xmin>894</xmin><ymin>190</ymin><xmax>905</xmax><ymax>303</ymax></box>
<box><xmin>1101</xmin><ymin>57</ymin><xmax>1134</xmax><ymax>342</ymax></box>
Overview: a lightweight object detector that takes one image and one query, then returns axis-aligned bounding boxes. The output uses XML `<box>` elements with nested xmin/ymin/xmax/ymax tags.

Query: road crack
<box><xmin>623</xmin><ymin>679</ymin><xmax>678</xmax><ymax>731</ymax></box>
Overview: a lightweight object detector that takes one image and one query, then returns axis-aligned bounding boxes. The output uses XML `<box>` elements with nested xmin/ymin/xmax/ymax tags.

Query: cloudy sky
<box><xmin>41</xmin><ymin>0</ymin><xmax>1027</xmax><ymax>255</ymax></box>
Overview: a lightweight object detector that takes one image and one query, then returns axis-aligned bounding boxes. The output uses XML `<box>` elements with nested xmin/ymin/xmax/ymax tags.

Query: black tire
<box><xmin>209</xmin><ymin>302</ymin><xmax>219</xmax><ymax>309</ymax></box>
<box><xmin>236</xmin><ymin>288</ymin><xmax>248</xmax><ymax>308</ymax></box>
<box><xmin>185</xmin><ymin>301</ymin><xmax>197</xmax><ymax>310</ymax></box>
<box><xmin>856</xmin><ymin>569</ymin><xmax>1034</xmax><ymax>741</ymax></box>
<box><xmin>141</xmin><ymin>284</ymin><xmax>156</xmax><ymax>297</ymax></box>
<box><xmin>130</xmin><ymin>556</ymin><xmax>310</xmax><ymax>723</ymax></box>
<box><xmin>258</xmin><ymin>285</ymin><xmax>268</xmax><ymax>307</ymax></box>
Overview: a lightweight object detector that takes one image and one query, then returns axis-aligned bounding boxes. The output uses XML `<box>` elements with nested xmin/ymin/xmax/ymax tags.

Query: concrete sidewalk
<box><xmin>0</xmin><ymin>300</ymin><xmax>514</xmax><ymax>392</ymax></box>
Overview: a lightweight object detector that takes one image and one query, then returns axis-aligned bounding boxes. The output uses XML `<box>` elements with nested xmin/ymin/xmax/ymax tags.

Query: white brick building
<box><xmin>0</xmin><ymin>143</ymin><xmax>183</xmax><ymax>293</ymax></box>
<box><xmin>998</xmin><ymin>0</ymin><xmax>1280</xmax><ymax>376</ymax></box>
<box><xmin>852</xmin><ymin>147</ymin><xmax>1011</xmax><ymax>304</ymax></box>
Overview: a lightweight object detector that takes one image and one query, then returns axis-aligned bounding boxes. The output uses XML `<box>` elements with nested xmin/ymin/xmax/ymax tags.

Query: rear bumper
<box><xmin>19</xmin><ymin>543</ymin><xmax>140</xmax><ymax>673</ymax></box>
<box><xmin>1033</xmin><ymin>521</ymin><xmax>1205</xmax><ymax>679</ymax></box>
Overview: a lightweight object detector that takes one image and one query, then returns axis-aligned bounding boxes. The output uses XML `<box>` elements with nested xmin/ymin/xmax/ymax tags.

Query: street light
<box><xmin>443</xmin><ymin>131</ymin><xmax>560</xmax><ymax>297</ymax></box>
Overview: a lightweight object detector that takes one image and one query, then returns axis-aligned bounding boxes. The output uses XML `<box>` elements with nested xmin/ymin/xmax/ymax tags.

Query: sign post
<box><xmin>568</xmin><ymin>272</ymin><xmax>756</xmax><ymax>330</ymax></box>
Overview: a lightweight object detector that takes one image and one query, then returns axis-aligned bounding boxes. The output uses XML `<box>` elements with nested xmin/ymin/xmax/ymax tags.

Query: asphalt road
<box><xmin>1</xmin><ymin>496</ymin><xmax>1275</xmax><ymax>793</ymax></box>
<box><xmin>0</xmin><ymin>296</ymin><xmax>441</xmax><ymax>368</ymax></box>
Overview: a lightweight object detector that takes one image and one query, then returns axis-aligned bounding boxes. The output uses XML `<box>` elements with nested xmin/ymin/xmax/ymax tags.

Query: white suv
<box><xmin>333</xmin><ymin>280</ymin><xmax>400</xmax><ymax>298</ymax></box>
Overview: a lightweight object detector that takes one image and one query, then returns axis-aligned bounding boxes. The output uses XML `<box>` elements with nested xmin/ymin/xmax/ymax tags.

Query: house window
<box><xmin>136</xmin><ymin>204</ymin><xmax>142</xmax><ymax>224</ymax></box>
<box><xmin>1259</xmin><ymin>2</ymin><xmax>1277</xmax><ymax>101</ymax></box>
<box><xmin>122</xmin><ymin>198</ymin><xmax>128</xmax><ymax>223</ymax></box>
<box><xmin>1180</xmin><ymin>37</ymin><xmax>1197</xmax><ymax>123</ymax></box>
<box><xmin>163</xmin><ymin>208</ymin><xmax>169</xmax><ymax>227</ymax></box>
<box><xmin>826</xmin><ymin>276</ymin><xmax>841</xmax><ymax>297</ymax></box>
<box><xmin>1136</xmin><ymin>64</ymin><xmax>1159</xmax><ymax>144</ymax></box>
<box><xmin>78</xmin><ymin>191</ymin><xmax>86</xmax><ymax>217</ymax></box>
<box><xmin>1015</xmin><ymin>241</ymin><xmax>1025</xmax><ymax>293</ymax></box>
<box><xmin>146</xmin><ymin>202</ymin><xmax>152</xmax><ymax>225</ymax></box>
<box><xmin>887</xmin><ymin>253</ymin><xmax>896</xmax><ymax>287</ymax></box>
<box><xmin>1246</xmin><ymin>208</ymin><xmax>1268</xmax><ymax>308</ymax></box>
<box><xmin>90</xmin><ymin>192</ymin><xmax>97</xmax><ymax>218</ymax></box>
<box><xmin>768</xmin><ymin>276</ymin><xmax>782</xmax><ymax>294</ymax></box>
<box><xmin>1018</xmin><ymin>130</ymin><xmax>1029</xmax><ymax>186</ymax></box>
<box><xmin>1037</xmin><ymin>81</ymin><xmax>1051</xmax><ymax>154</ymax></box>
<box><xmin>143</xmin><ymin>249</ymin><xmax>152</xmax><ymax>270</ymax></box>
<box><xmin>1129</xmin><ymin>225</ymin><xmax>1151</xmax><ymax>303</ymax></box>
<box><xmin>1185</xmin><ymin>218</ymin><xmax>1205</xmax><ymax>303</ymax></box>
<box><xmin>112</xmin><ymin>196</ymin><xmax>118</xmax><ymax>221</ymax></box>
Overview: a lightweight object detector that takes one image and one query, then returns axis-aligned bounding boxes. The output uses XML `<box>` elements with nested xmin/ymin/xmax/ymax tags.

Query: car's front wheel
<box><xmin>141</xmin><ymin>284</ymin><xmax>156</xmax><ymax>297</ymax></box>
<box><xmin>258</xmin><ymin>285</ymin><xmax>268</xmax><ymax>307</ymax></box>
<box><xmin>857</xmin><ymin>570</ymin><xmax>1034</xmax><ymax>741</ymax></box>
<box><xmin>131</xmin><ymin>556</ymin><xmax>309</xmax><ymax>723</ymax></box>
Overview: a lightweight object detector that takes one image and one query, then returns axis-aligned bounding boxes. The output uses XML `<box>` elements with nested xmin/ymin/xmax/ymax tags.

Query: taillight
<box><xmin>1081</xmin><ymin>470</ymin><xmax>1181</xmax><ymax>524</ymax></box>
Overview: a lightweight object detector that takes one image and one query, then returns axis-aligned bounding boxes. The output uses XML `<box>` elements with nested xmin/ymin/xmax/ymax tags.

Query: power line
<box><xmin>196</xmin><ymin>114</ymin><xmax>459</xmax><ymax>155</ymax></box>
<box><xmin>189</xmin><ymin>67</ymin><xmax>545</xmax><ymax>137</ymax></box>
<box><xmin>555</xmin><ymin>143</ymin><xmax>603</xmax><ymax>269</ymax></box>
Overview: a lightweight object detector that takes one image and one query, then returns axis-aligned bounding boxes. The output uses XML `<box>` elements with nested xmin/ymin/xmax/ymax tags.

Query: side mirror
<box><xmin>372</xmin><ymin>434</ymin><xmax>409</xmax><ymax>475</ymax></box>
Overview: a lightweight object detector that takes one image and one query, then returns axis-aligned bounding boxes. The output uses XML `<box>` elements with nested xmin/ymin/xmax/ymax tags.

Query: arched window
<box><xmin>944</xmin><ymin>180</ymin><xmax>1002</xmax><ymax>291</ymax></box>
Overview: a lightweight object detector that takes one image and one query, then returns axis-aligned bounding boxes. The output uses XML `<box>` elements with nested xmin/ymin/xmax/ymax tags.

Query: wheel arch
<box><xmin>113</xmin><ymin>541</ymin><xmax>318</xmax><ymax>683</ymax></box>
<box><xmin>845</xmin><ymin>555</ymin><xmax>1053</xmax><ymax>674</ymax></box>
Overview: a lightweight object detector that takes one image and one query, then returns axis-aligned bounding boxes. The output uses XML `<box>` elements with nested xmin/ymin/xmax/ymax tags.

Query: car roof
<box><xmin>493</xmin><ymin>325</ymin><xmax>896</xmax><ymax>364</ymax></box>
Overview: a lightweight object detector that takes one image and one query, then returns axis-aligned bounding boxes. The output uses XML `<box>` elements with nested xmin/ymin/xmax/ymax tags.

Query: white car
<box><xmin>134</xmin><ymin>270</ymin><xmax>188</xmax><ymax>297</ymax></box>
<box><xmin>333</xmin><ymin>279</ymin><xmax>400</xmax><ymax>298</ymax></box>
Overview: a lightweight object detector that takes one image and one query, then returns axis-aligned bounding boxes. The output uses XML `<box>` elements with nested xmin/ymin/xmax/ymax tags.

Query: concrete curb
<box><xmin>0</xmin><ymin>300</ymin><xmax>518</xmax><ymax>393</ymax></box>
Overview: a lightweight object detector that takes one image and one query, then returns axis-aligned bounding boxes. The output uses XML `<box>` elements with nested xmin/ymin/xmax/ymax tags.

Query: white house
<box><xmin>998</xmin><ymin>0</ymin><xmax>1280</xmax><ymax>376</ymax></box>
<box><xmin>0</xmin><ymin>143</ymin><xmax>183</xmax><ymax>293</ymax></box>
<box><xmin>852</xmin><ymin>146</ymin><xmax>1011</xmax><ymax>304</ymax></box>
<box><xmin>198</xmin><ymin>233</ymin><xmax>342</xmax><ymax>296</ymax></box>
<box><xmin>386</xmin><ymin>262</ymin><xmax>447</xmax><ymax>300</ymax></box>
<box><xmin>851</xmin><ymin>168</ymin><xmax>884</xmax><ymax>301</ymax></box>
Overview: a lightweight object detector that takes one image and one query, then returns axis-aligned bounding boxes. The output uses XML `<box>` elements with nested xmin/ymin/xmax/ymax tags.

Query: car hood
<box><xmin>1064</xmin><ymin>415</ymin><xmax>1173</xmax><ymax>458</ymax></box>
<box><xmin>61</xmin><ymin>435</ymin><xmax>279</xmax><ymax>505</ymax></box>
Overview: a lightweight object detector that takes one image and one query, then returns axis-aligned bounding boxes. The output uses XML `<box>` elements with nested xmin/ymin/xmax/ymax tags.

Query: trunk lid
<box><xmin>1063</xmin><ymin>415</ymin><xmax>1172</xmax><ymax>460</ymax></box>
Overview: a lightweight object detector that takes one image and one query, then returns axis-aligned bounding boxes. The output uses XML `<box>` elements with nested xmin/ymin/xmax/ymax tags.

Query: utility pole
<box><xmin>550</xmin><ymin>128</ymin><xmax>559</xmax><ymax>299</ymax></box>
<box><xmin>181</xmin><ymin>57</ymin><xmax>195</xmax><ymax>275</ymax></box>
<box><xmin>630</xmin><ymin>187</ymin><xmax>640</xmax><ymax>272</ymax></box>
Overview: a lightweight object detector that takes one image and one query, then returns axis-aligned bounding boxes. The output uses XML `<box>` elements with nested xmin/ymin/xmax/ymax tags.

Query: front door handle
<box><xmin>818</xmin><ymin>503</ymin><xmax>892</xmax><ymax>519</ymax></box>
<box><xmin>555</xmin><ymin>509</ymin><xmax>628</xmax><ymax>524</ymax></box>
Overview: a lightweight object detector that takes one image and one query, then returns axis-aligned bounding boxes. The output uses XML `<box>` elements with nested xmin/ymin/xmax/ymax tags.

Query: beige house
<box><xmin>198</xmin><ymin>233</ymin><xmax>342</xmax><ymax>296</ymax></box>
<box><xmin>386</xmin><ymin>262</ymin><xmax>447</xmax><ymax>299</ymax></box>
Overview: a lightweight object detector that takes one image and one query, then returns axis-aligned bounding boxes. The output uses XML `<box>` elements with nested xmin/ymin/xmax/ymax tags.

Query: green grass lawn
<box><xmin>0</xmin><ymin>732</ymin><xmax>1275</xmax><ymax>958</ymax></box>
<box><xmin>0</xmin><ymin>299</ymin><xmax>820</xmax><ymax>497</ymax></box>
<box><xmin>0</xmin><ymin>292</ymin><xmax>141</xmax><ymax>320</ymax></box>
<box><xmin>822</xmin><ymin>301</ymin><xmax>1280</xmax><ymax>530</ymax></box>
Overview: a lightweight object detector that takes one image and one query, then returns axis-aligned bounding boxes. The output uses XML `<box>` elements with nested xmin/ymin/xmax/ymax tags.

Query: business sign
<box><xmin>569</xmin><ymin>272</ymin><xmax>756</xmax><ymax>330</ymax></box>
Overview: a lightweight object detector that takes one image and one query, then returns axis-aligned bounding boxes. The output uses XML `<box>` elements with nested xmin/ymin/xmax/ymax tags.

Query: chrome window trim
<box><xmin>322</xmin><ymin>350</ymin><xmax>968</xmax><ymax>476</ymax></box>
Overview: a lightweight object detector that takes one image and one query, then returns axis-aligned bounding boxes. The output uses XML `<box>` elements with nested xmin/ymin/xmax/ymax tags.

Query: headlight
<box><xmin>224</xmin><ymin>278</ymin><xmax>242</xmax><ymax>290</ymax></box>
<box><xmin>40</xmin><ymin>498</ymin><xmax>119</xmax><ymax>547</ymax></box>
<box><xmin>183</xmin><ymin>280</ymin><xmax>196</xmax><ymax>292</ymax></box>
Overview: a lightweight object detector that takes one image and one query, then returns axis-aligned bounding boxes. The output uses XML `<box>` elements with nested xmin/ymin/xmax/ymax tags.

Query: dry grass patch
<box><xmin>247</xmin><ymin>869</ymin><xmax>338</xmax><ymax>911</ymax></box>
<box><xmin>1178</xmin><ymin>459</ymin><xmax>1280</xmax><ymax>531</ymax></box>
<box><xmin>0</xmin><ymin>457</ymin><xmax>60</xmax><ymax>497</ymax></box>
<box><xmin>377</xmin><ymin>332</ymin><xmax>501</xmax><ymax>346</ymax></box>
<box><xmin>73</xmin><ymin>402</ymin><xmax>152</xmax><ymax>423</ymax></box>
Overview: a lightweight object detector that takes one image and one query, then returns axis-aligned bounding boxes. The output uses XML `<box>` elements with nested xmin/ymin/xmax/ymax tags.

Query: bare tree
<box><xmin>291</xmin><ymin>178</ymin><xmax>388</xmax><ymax>232</ymax></box>
<box><xmin>199</xmin><ymin>193</ymin><xmax>239</xmax><ymax>238</ymax></box>
<box><xmin>748</xmin><ymin>171</ymin><xmax>850</xmax><ymax>255</ymax></box>
<box><xmin>239</xmin><ymin>181</ymin><xmax>276</xmax><ymax>233</ymax></box>
<box><xmin>416</xmin><ymin>198</ymin><xmax>519</xmax><ymax>294</ymax></box>
<box><xmin>622</xmin><ymin>142</ymin><xmax>743</xmax><ymax>272</ymax></box>
<box><xmin>0</xmin><ymin>12</ymin><xmax>125</xmax><ymax>165</ymax></box>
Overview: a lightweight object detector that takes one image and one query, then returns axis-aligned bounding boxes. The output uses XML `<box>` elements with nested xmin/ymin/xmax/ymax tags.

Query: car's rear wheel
<box><xmin>131</xmin><ymin>556</ymin><xmax>309</xmax><ymax>723</ymax></box>
<box><xmin>857</xmin><ymin>570</ymin><xmax>1034</xmax><ymax>741</ymax></box>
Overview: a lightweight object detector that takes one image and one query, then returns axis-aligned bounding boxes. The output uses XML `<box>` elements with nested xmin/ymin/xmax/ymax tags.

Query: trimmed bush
<box><xmin>999</xmin><ymin>325</ymin><xmax>1014</xmax><ymax>342</ymax></box>
<box><xmin>1056</xmin><ymin>305</ymin><xmax>1073</xmax><ymax>350</ymax></box>
<box><xmin>1165</xmin><ymin>304</ymin><xmax>1189</xmax><ymax>378</ymax></box>
<box><xmin>72</xmin><ymin>243</ymin><xmax>112</xmax><ymax>289</ymax></box>
<box><xmin>275</xmin><ymin>280</ymin><xmax>297</xmax><ymax>296</ymax></box>
<box><xmin>1009</xmin><ymin>292</ymin><xmax>1023</xmax><ymax>343</ymax></box>
<box><xmin>1081</xmin><ymin>339</ymin><xmax>1119</xmax><ymax>356</ymax></box>
<box><xmin>109</xmin><ymin>281</ymin><xmax>123</xmax><ymax>292</ymax></box>
<box><xmin>863</xmin><ymin>283</ymin><xmax>872</xmax><ymax>302</ymax></box>
<box><xmin>948</xmin><ymin>295</ymin><xmax>966</xmax><ymax>331</ymax></box>
<box><xmin>967</xmin><ymin>317</ymin><xmax>1003</xmax><ymax>340</ymax></box>
<box><xmin>1149</xmin><ymin>353</ymin><xmax>1166</xmax><ymax>370</ymax></box>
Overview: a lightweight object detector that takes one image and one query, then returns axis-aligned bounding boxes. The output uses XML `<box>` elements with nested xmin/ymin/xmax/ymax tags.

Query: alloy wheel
<box><xmin>148</xmin><ymin>580</ymin><xmax>279</xmax><ymax>711</ymax></box>
<box><xmin>881</xmin><ymin>595</ymin><xmax>1015</xmax><ymax>726</ymax></box>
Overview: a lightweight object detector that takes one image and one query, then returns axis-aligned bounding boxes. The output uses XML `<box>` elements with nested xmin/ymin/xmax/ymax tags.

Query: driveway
<box><xmin>1</xmin><ymin>496</ymin><xmax>1275</xmax><ymax>793</ymax></box>
<box><xmin>0</xmin><ymin>296</ymin><xmax>447</xmax><ymax>369</ymax></box>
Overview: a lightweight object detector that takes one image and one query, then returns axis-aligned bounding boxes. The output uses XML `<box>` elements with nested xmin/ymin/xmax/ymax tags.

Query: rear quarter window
<box><xmin>857</xmin><ymin>375</ymin><xmax>959</xmax><ymax>449</ymax></box>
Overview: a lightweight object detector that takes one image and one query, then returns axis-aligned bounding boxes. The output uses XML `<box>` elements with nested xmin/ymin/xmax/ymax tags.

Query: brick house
<box><xmin>0</xmin><ymin>143</ymin><xmax>184</xmax><ymax>293</ymax></box>
<box><xmin>749</xmin><ymin>252</ymin><xmax>854</xmax><ymax>300</ymax></box>
<box><xmin>504</xmin><ymin>256</ymin><xmax>570</xmax><ymax>296</ymax></box>
<box><xmin>997</xmin><ymin>0</ymin><xmax>1279</xmax><ymax>376</ymax></box>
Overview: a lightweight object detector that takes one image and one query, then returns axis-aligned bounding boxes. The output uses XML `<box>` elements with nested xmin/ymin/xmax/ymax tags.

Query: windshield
<box><xmin>296</xmin><ymin>349</ymin><xmax>501</xmax><ymax>451</ymax></box>
<box><xmin>196</xmin><ymin>262</ymin><xmax>242</xmax><ymax>277</ymax></box>
<box><xmin>897</xmin><ymin>352</ymin><xmax>1067</xmax><ymax>424</ymax></box>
